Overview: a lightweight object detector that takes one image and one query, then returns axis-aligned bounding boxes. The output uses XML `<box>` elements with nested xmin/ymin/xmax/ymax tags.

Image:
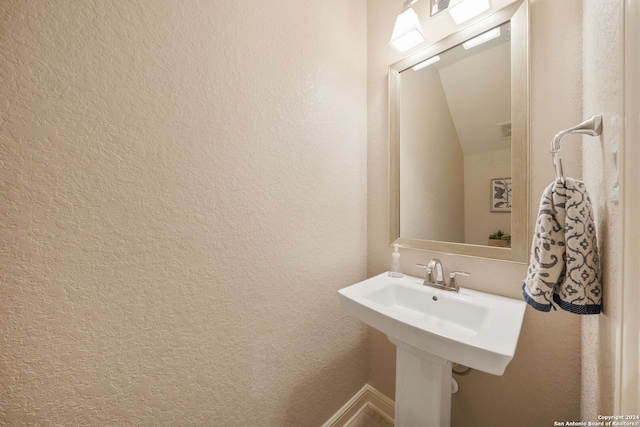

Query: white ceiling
<box><xmin>405</xmin><ymin>22</ymin><xmax>512</xmax><ymax>156</ymax></box>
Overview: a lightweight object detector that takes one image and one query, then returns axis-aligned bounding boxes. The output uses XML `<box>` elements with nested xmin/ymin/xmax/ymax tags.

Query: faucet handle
<box><xmin>415</xmin><ymin>263</ymin><xmax>435</xmax><ymax>284</ymax></box>
<box><xmin>448</xmin><ymin>271</ymin><xmax>470</xmax><ymax>289</ymax></box>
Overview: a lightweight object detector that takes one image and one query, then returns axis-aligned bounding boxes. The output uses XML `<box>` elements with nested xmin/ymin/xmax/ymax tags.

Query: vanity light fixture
<box><xmin>389</xmin><ymin>0</ymin><xmax>426</xmax><ymax>53</ymax></box>
<box><xmin>412</xmin><ymin>55</ymin><xmax>441</xmax><ymax>70</ymax></box>
<box><xmin>448</xmin><ymin>0</ymin><xmax>490</xmax><ymax>25</ymax></box>
<box><xmin>430</xmin><ymin>0</ymin><xmax>451</xmax><ymax>16</ymax></box>
<box><xmin>463</xmin><ymin>27</ymin><xmax>501</xmax><ymax>49</ymax></box>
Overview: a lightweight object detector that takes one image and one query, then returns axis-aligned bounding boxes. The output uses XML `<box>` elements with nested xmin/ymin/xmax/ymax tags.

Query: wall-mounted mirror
<box><xmin>390</xmin><ymin>0</ymin><xmax>529</xmax><ymax>262</ymax></box>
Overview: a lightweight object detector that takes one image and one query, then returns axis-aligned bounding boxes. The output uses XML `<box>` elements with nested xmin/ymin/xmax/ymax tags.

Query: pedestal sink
<box><xmin>338</xmin><ymin>272</ymin><xmax>526</xmax><ymax>427</ymax></box>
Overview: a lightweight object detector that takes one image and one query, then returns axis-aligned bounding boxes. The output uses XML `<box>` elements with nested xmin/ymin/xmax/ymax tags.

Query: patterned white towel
<box><xmin>522</xmin><ymin>178</ymin><xmax>602</xmax><ymax>314</ymax></box>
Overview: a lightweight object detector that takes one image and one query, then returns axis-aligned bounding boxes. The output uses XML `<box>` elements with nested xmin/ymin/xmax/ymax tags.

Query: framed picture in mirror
<box><xmin>490</xmin><ymin>178</ymin><xmax>512</xmax><ymax>212</ymax></box>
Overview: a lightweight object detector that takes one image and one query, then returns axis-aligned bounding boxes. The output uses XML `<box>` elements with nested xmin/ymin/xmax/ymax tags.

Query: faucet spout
<box><xmin>415</xmin><ymin>259</ymin><xmax>451</xmax><ymax>288</ymax></box>
<box><xmin>426</xmin><ymin>259</ymin><xmax>445</xmax><ymax>285</ymax></box>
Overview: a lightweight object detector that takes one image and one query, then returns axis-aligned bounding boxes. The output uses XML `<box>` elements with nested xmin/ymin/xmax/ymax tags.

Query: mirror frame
<box><xmin>389</xmin><ymin>0</ymin><xmax>530</xmax><ymax>262</ymax></box>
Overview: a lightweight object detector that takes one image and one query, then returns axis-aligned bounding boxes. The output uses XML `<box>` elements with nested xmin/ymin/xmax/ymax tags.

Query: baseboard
<box><xmin>322</xmin><ymin>384</ymin><xmax>395</xmax><ymax>427</ymax></box>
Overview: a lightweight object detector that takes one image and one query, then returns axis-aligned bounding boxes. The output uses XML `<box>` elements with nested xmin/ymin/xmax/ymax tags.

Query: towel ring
<box><xmin>549</xmin><ymin>115</ymin><xmax>603</xmax><ymax>183</ymax></box>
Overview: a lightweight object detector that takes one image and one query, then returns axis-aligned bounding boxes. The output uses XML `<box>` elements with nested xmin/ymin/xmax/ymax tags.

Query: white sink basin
<box><xmin>338</xmin><ymin>272</ymin><xmax>526</xmax><ymax>375</ymax></box>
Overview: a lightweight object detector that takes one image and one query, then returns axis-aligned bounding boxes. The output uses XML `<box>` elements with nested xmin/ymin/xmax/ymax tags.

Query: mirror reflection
<box><xmin>400</xmin><ymin>22</ymin><xmax>512</xmax><ymax>247</ymax></box>
<box><xmin>389</xmin><ymin>0</ymin><xmax>529</xmax><ymax>262</ymax></box>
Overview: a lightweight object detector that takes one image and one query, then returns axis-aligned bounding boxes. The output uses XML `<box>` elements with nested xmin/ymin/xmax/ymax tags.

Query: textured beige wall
<box><xmin>0</xmin><ymin>1</ymin><xmax>368</xmax><ymax>425</ymax></box>
<box><xmin>367</xmin><ymin>0</ymin><xmax>584</xmax><ymax>424</ymax></box>
<box><xmin>581</xmin><ymin>0</ymin><xmax>623</xmax><ymax>419</ymax></box>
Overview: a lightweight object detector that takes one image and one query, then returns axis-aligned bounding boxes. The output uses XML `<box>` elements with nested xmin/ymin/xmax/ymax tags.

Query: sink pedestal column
<box><xmin>390</xmin><ymin>338</ymin><xmax>452</xmax><ymax>427</ymax></box>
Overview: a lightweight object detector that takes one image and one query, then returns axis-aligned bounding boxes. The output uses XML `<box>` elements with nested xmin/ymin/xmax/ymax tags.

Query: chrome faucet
<box><xmin>416</xmin><ymin>260</ymin><xmax>469</xmax><ymax>293</ymax></box>
<box><xmin>426</xmin><ymin>259</ymin><xmax>446</xmax><ymax>285</ymax></box>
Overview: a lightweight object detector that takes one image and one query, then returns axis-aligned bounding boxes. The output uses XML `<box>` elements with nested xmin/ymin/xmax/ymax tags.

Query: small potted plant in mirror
<box><xmin>488</xmin><ymin>230</ymin><xmax>511</xmax><ymax>248</ymax></box>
